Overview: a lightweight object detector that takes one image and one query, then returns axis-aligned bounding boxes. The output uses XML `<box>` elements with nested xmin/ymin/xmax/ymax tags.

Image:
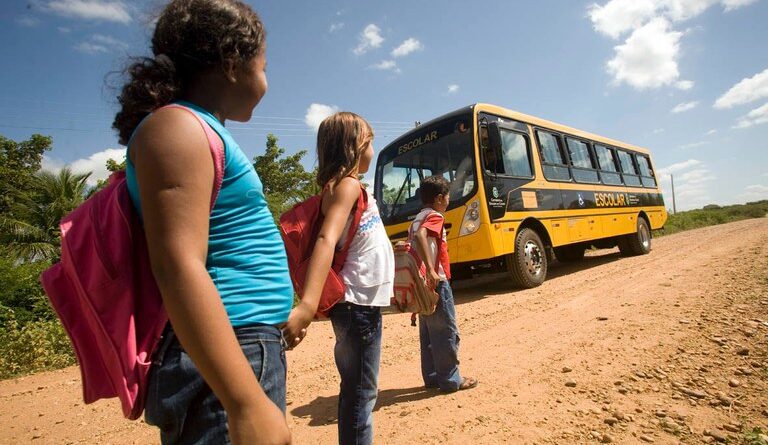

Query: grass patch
<box><xmin>742</xmin><ymin>427</ymin><xmax>768</xmax><ymax>445</ymax></box>
<box><xmin>654</xmin><ymin>200</ymin><xmax>768</xmax><ymax>237</ymax></box>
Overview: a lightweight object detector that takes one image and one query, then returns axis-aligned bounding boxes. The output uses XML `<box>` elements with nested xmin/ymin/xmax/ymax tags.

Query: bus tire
<box><xmin>554</xmin><ymin>245</ymin><xmax>585</xmax><ymax>263</ymax></box>
<box><xmin>506</xmin><ymin>228</ymin><xmax>547</xmax><ymax>288</ymax></box>
<box><xmin>618</xmin><ymin>217</ymin><xmax>651</xmax><ymax>256</ymax></box>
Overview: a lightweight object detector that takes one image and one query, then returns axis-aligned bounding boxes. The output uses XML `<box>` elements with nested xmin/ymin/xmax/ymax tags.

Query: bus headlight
<box><xmin>460</xmin><ymin>200</ymin><xmax>480</xmax><ymax>236</ymax></box>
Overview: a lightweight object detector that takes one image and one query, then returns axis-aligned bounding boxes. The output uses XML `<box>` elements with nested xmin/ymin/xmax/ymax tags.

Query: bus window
<box><xmin>490</xmin><ymin>129</ymin><xmax>533</xmax><ymax>177</ymax></box>
<box><xmin>635</xmin><ymin>154</ymin><xmax>657</xmax><ymax>188</ymax></box>
<box><xmin>565</xmin><ymin>137</ymin><xmax>599</xmax><ymax>183</ymax></box>
<box><xmin>594</xmin><ymin>144</ymin><xmax>623</xmax><ymax>185</ymax></box>
<box><xmin>617</xmin><ymin>150</ymin><xmax>641</xmax><ymax>187</ymax></box>
<box><xmin>535</xmin><ymin>130</ymin><xmax>570</xmax><ymax>181</ymax></box>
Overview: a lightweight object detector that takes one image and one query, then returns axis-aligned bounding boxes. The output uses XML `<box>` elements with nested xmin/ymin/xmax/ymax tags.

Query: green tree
<box><xmin>0</xmin><ymin>168</ymin><xmax>91</xmax><ymax>262</ymax></box>
<box><xmin>253</xmin><ymin>134</ymin><xmax>317</xmax><ymax>222</ymax></box>
<box><xmin>0</xmin><ymin>134</ymin><xmax>52</xmax><ymax>219</ymax></box>
<box><xmin>92</xmin><ymin>156</ymin><xmax>127</xmax><ymax>193</ymax></box>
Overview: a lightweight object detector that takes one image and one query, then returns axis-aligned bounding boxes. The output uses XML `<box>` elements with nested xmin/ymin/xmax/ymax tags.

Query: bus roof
<box><xmin>381</xmin><ymin>104</ymin><xmax>651</xmax><ymax>156</ymax></box>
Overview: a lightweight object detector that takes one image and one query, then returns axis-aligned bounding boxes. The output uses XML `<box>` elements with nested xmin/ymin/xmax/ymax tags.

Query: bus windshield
<box><xmin>376</xmin><ymin>116</ymin><xmax>475</xmax><ymax>224</ymax></box>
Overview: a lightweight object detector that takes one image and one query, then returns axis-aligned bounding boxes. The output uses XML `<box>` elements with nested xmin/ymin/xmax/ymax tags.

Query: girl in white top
<box><xmin>282</xmin><ymin>111</ymin><xmax>393</xmax><ymax>445</ymax></box>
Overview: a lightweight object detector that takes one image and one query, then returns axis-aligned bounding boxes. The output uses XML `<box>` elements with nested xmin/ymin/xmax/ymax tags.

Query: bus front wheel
<box><xmin>618</xmin><ymin>217</ymin><xmax>651</xmax><ymax>256</ymax></box>
<box><xmin>507</xmin><ymin>228</ymin><xmax>547</xmax><ymax>288</ymax></box>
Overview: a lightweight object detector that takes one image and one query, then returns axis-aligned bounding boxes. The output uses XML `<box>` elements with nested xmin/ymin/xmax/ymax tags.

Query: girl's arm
<box><xmin>132</xmin><ymin>108</ymin><xmax>290</xmax><ymax>445</ymax></box>
<box><xmin>413</xmin><ymin>227</ymin><xmax>441</xmax><ymax>288</ymax></box>
<box><xmin>282</xmin><ymin>176</ymin><xmax>360</xmax><ymax>348</ymax></box>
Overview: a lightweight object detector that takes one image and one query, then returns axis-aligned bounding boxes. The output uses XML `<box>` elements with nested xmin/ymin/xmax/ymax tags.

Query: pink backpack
<box><xmin>39</xmin><ymin>104</ymin><xmax>224</xmax><ymax>420</ymax></box>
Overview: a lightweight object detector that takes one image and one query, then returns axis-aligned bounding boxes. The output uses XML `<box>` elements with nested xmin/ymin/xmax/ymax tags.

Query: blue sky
<box><xmin>1</xmin><ymin>0</ymin><xmax>767</xmax><ymax>210</ymax></box>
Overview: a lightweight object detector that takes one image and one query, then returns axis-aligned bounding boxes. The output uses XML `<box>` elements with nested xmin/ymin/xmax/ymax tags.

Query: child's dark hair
<box><xmin>316</xmin><ymin>112</ymin><xmax>373</xmax><ymax>187</ymax></box>
<box><xmin>112</xmin><ymin>0</ymin><xmax>265</xmax><ymax>145</ymax></box>
<box><xmin>420</xmin><ymin>176</ymin><xmax>450</xmax><ymax>204</ymax></box>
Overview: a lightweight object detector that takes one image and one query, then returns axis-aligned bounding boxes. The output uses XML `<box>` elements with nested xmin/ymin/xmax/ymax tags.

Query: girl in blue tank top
<box><xmin>113</xmin><ymin>1</ymin><xmax>291</xmax><ymax>443</ymax></box>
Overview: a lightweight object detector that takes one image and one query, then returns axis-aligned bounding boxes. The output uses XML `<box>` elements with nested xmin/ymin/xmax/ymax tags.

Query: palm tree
<box><xmin>0</xmin><ymin>168</ymin><xmax>91</xmax><ymax>262</ymax></box>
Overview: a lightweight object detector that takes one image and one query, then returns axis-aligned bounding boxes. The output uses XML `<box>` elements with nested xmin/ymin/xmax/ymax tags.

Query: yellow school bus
<box><xmin>373</xmin><ymin>103</ymin><xmax>666</xmax><ymax>287</ymax></box>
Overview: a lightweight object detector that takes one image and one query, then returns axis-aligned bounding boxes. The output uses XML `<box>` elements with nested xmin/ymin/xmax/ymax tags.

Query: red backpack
<box><xmin>39</xmin><ymin>104</ymin><xmax>225</xmax><ymax>419</ymax></box>
<box><xmin>279</xmin><ymin>183</ymin><xmax>367</xmax><ymax>318</ymax></box>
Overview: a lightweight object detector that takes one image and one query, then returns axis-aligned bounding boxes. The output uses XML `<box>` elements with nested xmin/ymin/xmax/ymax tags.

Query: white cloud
<box><xmin>371</xmin><ymin>60</ymin><xmax>400</xmax><ymax>73</ymax></box>
<box><xmin>58</xmin><ymin>26</ymin><xmax>71</xmax><ymax>33</ymax></box>
<box><xmin>606</xmin><ymin>18</ymin><xmax>683</xmax><ymax>89</ymax></box>
<box><xmin>713</xmin><ymin>68</ymin><xmax>768</xmax><ymax>109</ymax></box>
<box><xmin>329</xmin><ymin>22</ymin><xmax>344</xmax><ymax>33</ymax></box>
<box><xmin>678</xmin><ymin>141</ymin><xmax>708</xmax><ymax>149</ymax></box>
<box><xmin>588</xmin><ymin>0</ymin><xmax>658</xmax><ymax>39</ymax></box>
<box><xmin>657</xmin><ymin>158</ymin><xmax>716</xmax><ymax>210</ymax></box>
<box><xmin>74</xmin><ymin>34</ymin><xmax>127</xmax><ymax>54</ymax></box>
<box><xmin>353</xmin><ymin>24</ymin><xmax>383</xmax><ymax>55</ymax></box>
<box><xmin>43</xmin><ymin>148</ymin><xmax>125</xmax><ymax>186</ymax></box>
<box><xmin>44</xmin><ymin>0</ymin><xmax>131</xmax><ymax>24</ymax></box>
<box><xmin>671</xmin><ymin>100</ymin><xmax>699</xmax><ymax>113</ymax></box>
<box><xmin>737</xmin><ymin>184</ymin><xmax>768</xmax><ymax>202</ymax></box>
<box><xmin>722</xmin><ymin>0</ymin><xmax>759</xmax><ymax>11</ymax></box>
<box><xmin>447</xmin><ymin>84</ymin><xmax>459</xmax><ymax>94</ymax></box>
<box><xmin>589</xmin><ymin>0</ymin><xmax>759</xmax><ymax>38</ymax></box>
<box><xmin>391</xmin><ymin>38</ymin><xmax>423</xmax><ymax>57</ymax></box>
<box><xmin>16</xmin><ymin>16</ymin><xmax>41</xmax><ymax>27</ymax></box>
<box><xmin>304</xmin><ymin>103</ymin><xmax>340</xmax><ymax>130</ymax></box>
<box><xmin>657</xmin><ymin>158</ymin><xmax>701</xmax><ymax>176</ymax></box>
<box><xmin>74</xmin><ymin>42</ymin><xmax>109</xmax><ymax>54</ymax></box>
<box><xmin>653</xmin><ymin>128</ymin><xmax>666</xmax><ymax>134</ymax></box>
<box><xmin>589</xmin><ymin>0</ymin><xmax>759</xmax><ymax>91</ymax></box>
<box><xmin>705</xmin><ymin>129</ymin><xmax>717</xmax><ymax>135</ymax></box>
<box><xmin>91</xmin><ymin>33</ymin><xmax>127</xmax><ymax>49</ymax></box>
<box><xmin>733</xmin><ymin>102</ymin><xmax>768</xmax><ymax>129</ymax></box>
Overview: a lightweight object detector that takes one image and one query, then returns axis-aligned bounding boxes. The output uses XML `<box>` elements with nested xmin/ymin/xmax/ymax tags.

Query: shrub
<box><xmin>0</xmin><ymin>309</ymin><xmax>75</xmax><ymax>379</ymax></box>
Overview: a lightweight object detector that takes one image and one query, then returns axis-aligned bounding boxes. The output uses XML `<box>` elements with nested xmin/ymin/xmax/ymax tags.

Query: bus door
<box><xmin>483</xmin><ymin>119</ymin><xmax>548</xmax><ymax>252</ymax></box>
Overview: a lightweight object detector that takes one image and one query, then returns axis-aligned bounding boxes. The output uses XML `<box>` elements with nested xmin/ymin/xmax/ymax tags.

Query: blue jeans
<box><xmin>419</xmin><ymin>281</ymin><xmax>463</xmax><ymax>392</ymax></box>
<box><xmin>329</xmin><ymin>303</ymin><xmax>382</xmax><ymax>445</ymax></box>
<box><xmin>145</xmin><ymin>324</ymin><xmax>287</xmax><ymax>445</ymax></box>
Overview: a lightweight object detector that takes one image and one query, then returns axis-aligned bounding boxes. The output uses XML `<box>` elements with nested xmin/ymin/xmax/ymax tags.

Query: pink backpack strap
<box><xmin>156</xmin><ymin>104</ymin><xmax>225</xmax><ymax>210</ymax></box>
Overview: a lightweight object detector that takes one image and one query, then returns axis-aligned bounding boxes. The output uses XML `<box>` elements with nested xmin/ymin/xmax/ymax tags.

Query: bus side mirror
<box><xmin>486</xmin><ymin>122</ymin><xmax>502</xmax><ymax>175</ymax></box>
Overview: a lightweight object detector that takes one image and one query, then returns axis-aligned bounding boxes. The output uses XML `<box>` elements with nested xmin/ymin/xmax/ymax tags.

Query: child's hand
<box><xmin>427</xmin><ymin>270</ymin><xmax>441</xmax><ymax>290</ymax></box>
<box><xmin>282</xmin><ymin>301</ymin><xmax>314</xmax><ymax>349</ymax></box>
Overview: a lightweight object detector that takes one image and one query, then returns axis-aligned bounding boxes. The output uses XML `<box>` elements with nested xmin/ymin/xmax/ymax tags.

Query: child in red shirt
<box><xmin>409</xmin><ymin>175</ymin><xmax>478</xmax><ymax>392</ymax></box>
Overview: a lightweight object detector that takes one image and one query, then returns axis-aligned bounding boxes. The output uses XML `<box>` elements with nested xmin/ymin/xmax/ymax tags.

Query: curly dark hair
<box><xmin>112</xmin><ymin>0</ymin><xmax>265</xmax><ymax>145</ymax></box>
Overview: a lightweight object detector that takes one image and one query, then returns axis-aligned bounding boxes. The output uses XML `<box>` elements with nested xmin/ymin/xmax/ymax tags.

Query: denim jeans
<box><xmin>419</xmin><ymin>280</ymin><xmax>463</xmax><ymax>392</ymax></box>
<box><xmin>329</xmin><ymin>303</ymin><xmax>382</xmax><ymax>445</ymax></box>
<box><xmin>144</xmin><ymin>324</ymin><xmax>287</xmax><ymax>445</ymax></box>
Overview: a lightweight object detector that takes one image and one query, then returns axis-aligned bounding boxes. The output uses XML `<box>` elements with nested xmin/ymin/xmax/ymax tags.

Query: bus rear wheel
<box><xmin>618</xmin><ymin>217</ymin><xmax>651</xmax><ymax>256</ymax></box>
<box><xmin>554</xmin><ymin>245</ymin><xmax>585</xmax><ymax>263</ymax></box>
<box><xmin>507</xmin><ymin>228</ymin><xmax>547</xmax><ymax>288</ymax></box>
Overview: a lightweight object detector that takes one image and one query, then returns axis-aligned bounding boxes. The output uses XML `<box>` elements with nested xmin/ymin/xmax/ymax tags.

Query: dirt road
<box><xmin>2</xmin><ymin>218</ymin><xmax>767</xmax><ymax>444</ymax></box>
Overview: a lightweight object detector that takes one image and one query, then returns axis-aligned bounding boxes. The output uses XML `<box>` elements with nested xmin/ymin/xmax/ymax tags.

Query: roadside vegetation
<box><xmin>654</xmin><ymin>200</ymin><xmax>768</xmax><ymax>237</ymax></box>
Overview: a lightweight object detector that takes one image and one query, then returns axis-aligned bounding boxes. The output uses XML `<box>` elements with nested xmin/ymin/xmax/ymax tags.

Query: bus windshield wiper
<box><xmin>390</xmin><ymin>169</ymin><xmax>412</xmax><ymax>218</ymax></box>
